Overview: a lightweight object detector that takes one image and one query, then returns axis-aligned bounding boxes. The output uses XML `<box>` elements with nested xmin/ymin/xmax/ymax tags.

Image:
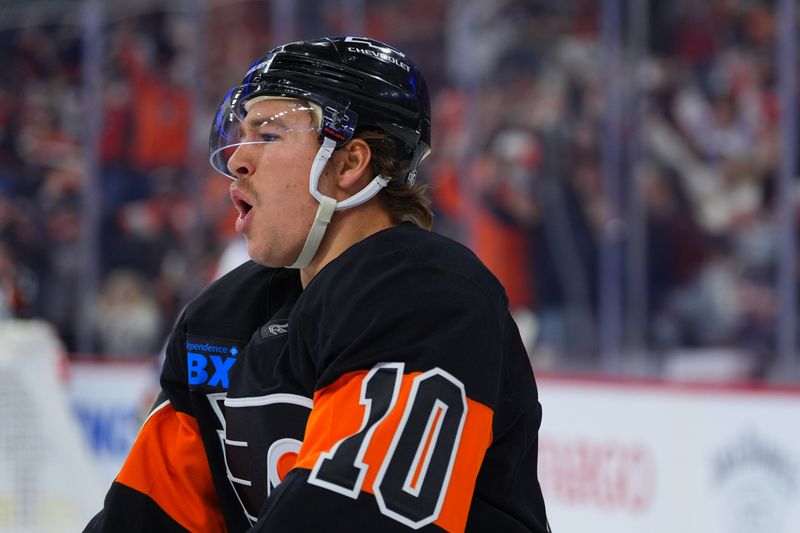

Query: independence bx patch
<box><xmin>186</xmin><ymin>335</ymin><xmax>241</xmax><ymax>390</ymax></box>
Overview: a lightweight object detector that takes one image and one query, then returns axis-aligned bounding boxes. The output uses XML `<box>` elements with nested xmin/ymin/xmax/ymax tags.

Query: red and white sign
<box><xmin>537</xmin><ymin>375</ymin><xmax>800</xmax><ymax>533</ymax></box>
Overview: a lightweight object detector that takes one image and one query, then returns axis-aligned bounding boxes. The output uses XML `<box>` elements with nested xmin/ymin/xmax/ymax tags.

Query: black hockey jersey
<box><xmin>85</xmin><ymin>224</ymin><xmax>549</xmax><ymax>532</ymax></box>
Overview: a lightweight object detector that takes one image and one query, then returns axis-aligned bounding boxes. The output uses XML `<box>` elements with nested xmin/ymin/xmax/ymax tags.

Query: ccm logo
<box><xmin>188</xmin><ymin>352</ymin><xmax>237</xmax><ymax>388</ymax></box>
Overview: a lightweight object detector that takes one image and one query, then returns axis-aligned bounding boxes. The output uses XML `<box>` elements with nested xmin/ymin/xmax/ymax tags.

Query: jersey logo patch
<box><xmin>186</xmin><ymin>336</ymin><xmax>240</xmax><ymax>390</ymax></box>
<box><xmin>260</xmin><ymin>320</ymin><xmax>289</xmax><ymax>338</ymax></box>
<box><xmin>217</xmin><ymin>393</ymin><xmax>313</xmax><ymax>524</ymax></box>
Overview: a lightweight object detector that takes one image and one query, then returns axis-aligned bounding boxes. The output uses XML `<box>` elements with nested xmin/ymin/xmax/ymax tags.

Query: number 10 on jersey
<box><xmin>308</xmin><ymin>363</ymin><xmax>468</xmax><ymax>529</ymax></box>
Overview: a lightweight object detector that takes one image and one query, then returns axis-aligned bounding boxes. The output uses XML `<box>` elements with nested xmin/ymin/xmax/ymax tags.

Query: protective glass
<box><xmin>209</xmin><ymin>85</ymin><xmax>357</xmax><ymax>179</ymax></box>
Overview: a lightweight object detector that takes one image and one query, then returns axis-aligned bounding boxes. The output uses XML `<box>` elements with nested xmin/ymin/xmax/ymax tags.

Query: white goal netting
<box><xmin>0</xmin><ymin>320</ymin><xmax>105</xmax><ymax>533</ymax></box>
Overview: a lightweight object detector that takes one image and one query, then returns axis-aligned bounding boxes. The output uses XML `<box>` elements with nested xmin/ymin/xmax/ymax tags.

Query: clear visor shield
<box><xmin>208</xmin><ymin>86</ymin><xmax>356</xmax><ymax>179</ymax></box>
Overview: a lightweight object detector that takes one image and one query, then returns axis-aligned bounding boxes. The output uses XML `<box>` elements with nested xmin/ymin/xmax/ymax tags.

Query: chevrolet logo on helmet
<box><xmin>346</xmin><ymin>46</ymin><xmax>411</xmax><ymax>72</ymax></box>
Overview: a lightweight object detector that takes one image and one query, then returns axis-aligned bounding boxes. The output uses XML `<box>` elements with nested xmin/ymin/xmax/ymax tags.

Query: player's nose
<box><xmin>227</xmin><ymin>144</ymin><xmax>255</xmax><ymax>179</ymax></box>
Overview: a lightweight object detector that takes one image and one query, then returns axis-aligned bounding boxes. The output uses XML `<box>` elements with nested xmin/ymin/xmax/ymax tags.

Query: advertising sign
<box><xmin>68</xmin><ymin>360</ymin><xmax>159</xmax><ymax>485</ymax></box>
<box><xmin>538</xmin><ymin>376</ymin><xmax>800</xmax><ymax>533</ymax></box>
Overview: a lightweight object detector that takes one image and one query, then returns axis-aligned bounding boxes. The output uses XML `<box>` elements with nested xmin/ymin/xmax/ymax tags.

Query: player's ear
<box><xmin>331</xmin><ymin>138</ymin><xmax>372</xmax><ymax>191</ymax></box>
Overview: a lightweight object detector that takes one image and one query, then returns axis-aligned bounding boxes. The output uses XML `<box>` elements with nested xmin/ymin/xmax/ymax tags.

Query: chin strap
<box><xmin>287</xmin><ymin>137</ymin><xmax>389</xmax><ymax>269</ymax></box>
<box><xmin>287</xmin><ymin>195</ymin><xmax>337</xmax><ymax>269</ymax></box>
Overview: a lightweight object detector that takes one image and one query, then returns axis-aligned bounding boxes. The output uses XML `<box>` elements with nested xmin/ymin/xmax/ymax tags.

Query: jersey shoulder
<box><xmin>183</xmin><ymin>262</ymin><xmax>301</xmax><ymax>334</ymax></box>
<box><xmin>308</xmin><ymin>223</ymin><xmax>507</xmax><ymax>309</ymax></box>
<box><xmin>294</xmin><ymin>225</ymin><xmax>514</xmax><ymax>399</ymax></box>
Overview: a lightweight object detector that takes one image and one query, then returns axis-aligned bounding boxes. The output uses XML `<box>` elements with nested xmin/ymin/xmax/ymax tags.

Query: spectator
<box><xmin>93</xmin><ymin>268</ymin><xmax>161</xmax><ymax>358</ymax></box>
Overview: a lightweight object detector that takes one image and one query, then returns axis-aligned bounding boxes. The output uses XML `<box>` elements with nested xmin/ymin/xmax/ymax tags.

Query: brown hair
<box><xmin>357</xmin><ymin>129</ymin><xmax>433</xmax><ymax>230</ymax></box>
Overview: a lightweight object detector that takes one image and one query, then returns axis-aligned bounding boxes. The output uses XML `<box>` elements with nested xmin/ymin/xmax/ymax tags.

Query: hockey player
<box><xmin>85</xmin><ymin>36</ymin><xmax>549</xmax><ymax>532</ymax></box>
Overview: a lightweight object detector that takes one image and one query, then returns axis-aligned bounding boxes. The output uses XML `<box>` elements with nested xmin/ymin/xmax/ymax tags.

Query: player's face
<box><xmin>226</xmin><ymin>98</ymin><xmax>324</xmax><ymax>267</ymax></box>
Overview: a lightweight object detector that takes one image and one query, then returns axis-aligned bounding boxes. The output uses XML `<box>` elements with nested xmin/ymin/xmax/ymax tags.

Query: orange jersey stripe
<box><xmin>295</xmin><ymin>370</ymin><xmax>494</xmax><ymax>532</ymax></box>
<box><xmin>409</xmin><ymin>406</ymin><xmax>444</xmax><ymax>491</ymax></box>
<box><xmin>116</xmin><ymin>402</ymin><xmax>226</xmax><ymax>533</ymax></box>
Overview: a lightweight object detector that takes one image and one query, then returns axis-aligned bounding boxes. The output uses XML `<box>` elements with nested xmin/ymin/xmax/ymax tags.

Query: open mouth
<box><xmin>230</xmin><ymin>188</ymin><xmax>254</xmax><ymax>218</ymax></box>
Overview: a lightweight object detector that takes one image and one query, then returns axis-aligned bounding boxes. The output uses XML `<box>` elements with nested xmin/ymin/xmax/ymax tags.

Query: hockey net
<box><xmin>0</xmin><ymin>320</ymin><xmax>105</xmax><ymax>533</ymax></box>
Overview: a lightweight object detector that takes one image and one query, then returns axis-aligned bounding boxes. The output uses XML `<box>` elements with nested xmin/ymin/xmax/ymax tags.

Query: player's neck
<box><xmin>300</xmin><ymin>201</ymin><xmax>394</xmax><ymax>288</ymax></box>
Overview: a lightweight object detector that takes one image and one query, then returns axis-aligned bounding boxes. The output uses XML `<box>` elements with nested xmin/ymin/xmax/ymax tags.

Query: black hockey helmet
<box><xmin>210</xmin><ymin>36</ymin><xmax>431</xmax><ymax>183</ymax></box>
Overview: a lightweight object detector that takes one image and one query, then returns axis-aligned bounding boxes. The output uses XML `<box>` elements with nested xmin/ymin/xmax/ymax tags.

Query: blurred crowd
<box><xmin>0</xmin><ymin>0</ymin><xmax>796</xmax><ymax>377</ymax></box>
<box><xmin>436</xmin><ymin>0</ymin><xmax>797</xmax><ymax>377</ymax></box>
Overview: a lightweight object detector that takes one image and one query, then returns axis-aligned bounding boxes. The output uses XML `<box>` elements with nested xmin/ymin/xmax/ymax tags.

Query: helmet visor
<box><xmin>209</xmin><ymin>85</ymin><xmax>357</xmax><ymax>179</ymax></box>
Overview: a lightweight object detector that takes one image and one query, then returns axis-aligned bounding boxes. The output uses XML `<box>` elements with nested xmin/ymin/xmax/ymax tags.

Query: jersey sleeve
<box><xmin>84</xmin><ymin>394</ymin><xmax>225</xmax><ymax>533</ymax></box>
<box><xmin>85</xmin><ymin>263</ymin><xmax>303</xmax><ymax>533</ymax></box>
<box><xmin>251</xmin><ymin>262</ymin><xmax>535</xmax><ymax>532</ymax></box>
<box><xmin>84</xmin><ymin>313</ymin><xmax>225</xmax><ymax>533</ymax></box>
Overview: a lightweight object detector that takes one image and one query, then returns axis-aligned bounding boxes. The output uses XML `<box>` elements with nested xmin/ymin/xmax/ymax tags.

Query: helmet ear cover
<box><xmin>353</xmin><ymin>125</ymin><xmax>430</xmax><ymax>186</ymax></box>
